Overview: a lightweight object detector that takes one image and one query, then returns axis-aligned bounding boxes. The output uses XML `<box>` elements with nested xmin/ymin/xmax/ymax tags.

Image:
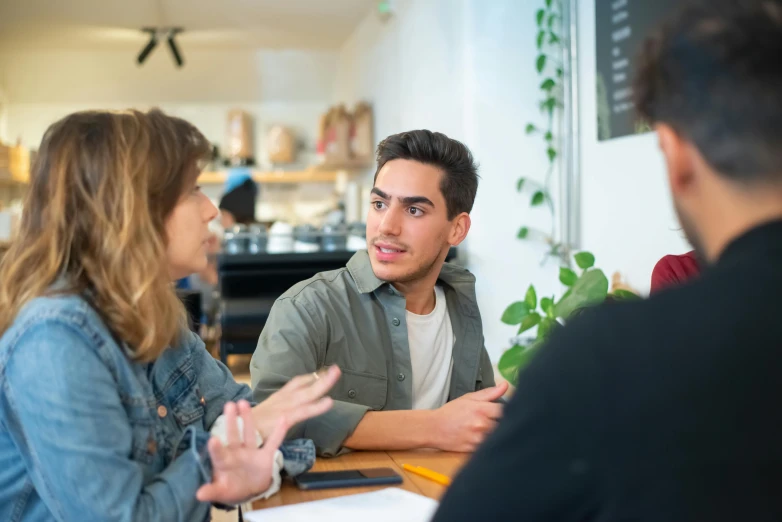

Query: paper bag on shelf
<box><xmin>0</xmin><ymin>143</ymin><xmax>31</xmax><ymax>183</ymax></box>
<box><xmin>267</xmin><ymin>125</ymin><xmax>296</xmax><ymax>164</ymax></box>
<box><xmin>351</xmin><ymin>102</ymin><xmax>374</xmax><ymax>161</ymax></box>
<box><xmin>226</xmin><ymin>110</ymin><xmax>254</xmax><ymax>164</ymax></box>
<box><xmin>324</xmin><ymin>105</ymin><xmax>352</xmax><ymax>164</ymax></box>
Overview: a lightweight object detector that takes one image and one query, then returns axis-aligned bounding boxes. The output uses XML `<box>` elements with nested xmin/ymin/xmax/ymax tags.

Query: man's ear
<box><xmin>657</xmin><ymin>123</ymin><xmax>696</xmax><ymax>198</ymax></box>
<box><xmin>448</xmin><ymin>213</ymin><xmax>471</xmax><ymax>246</ymax></box>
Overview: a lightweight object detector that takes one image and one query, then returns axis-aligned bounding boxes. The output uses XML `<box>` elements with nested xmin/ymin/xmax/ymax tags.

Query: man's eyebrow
<box><xmin>399</xmin><ymin>196</ymin><xmax>435</xmax><ymax>208</ymax></box>
<box><xmin>371</xmin><ymin>187</ymin><xmax>390</xmax><ymax>199</ymax></box>
<box><xmin>371</xmin><ymin>188</ymin><xmax>435</xmax><ymax>208</ymax></box>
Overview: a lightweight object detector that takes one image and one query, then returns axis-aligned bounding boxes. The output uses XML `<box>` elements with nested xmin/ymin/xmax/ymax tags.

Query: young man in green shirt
<box><xmin>250</xmin><ymin>130</ymin><xmax>507</xmax><ymax>456</ymax></box>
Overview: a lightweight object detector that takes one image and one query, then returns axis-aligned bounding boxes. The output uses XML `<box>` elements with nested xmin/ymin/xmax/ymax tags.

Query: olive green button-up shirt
<box><xmin>250</xmin><ymin>250</ymin><xmax>495</xmax><ymax>457</ymax></box>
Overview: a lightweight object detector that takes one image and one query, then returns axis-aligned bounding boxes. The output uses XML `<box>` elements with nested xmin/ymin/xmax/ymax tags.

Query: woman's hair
<box><xmin>0</xmin><ymin>109</ymin><xmax>211</xmax><ymax>361</ymax></box>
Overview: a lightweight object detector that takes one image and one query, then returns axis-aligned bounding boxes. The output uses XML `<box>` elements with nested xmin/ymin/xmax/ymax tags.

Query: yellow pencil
<box><xmin>402</xmin><ymin>464</ymin><xmax>452</xmax><ymax>486</ymax></box>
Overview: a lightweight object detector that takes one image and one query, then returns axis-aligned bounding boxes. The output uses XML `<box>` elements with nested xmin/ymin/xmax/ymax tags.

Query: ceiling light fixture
<box><xmin>166</xmin><ymin>28</ymin><xmax>184</xmax><ymax>67</ymax></box>
<box><xmin>137</xmin><ymin>26</ymin><xmax>185</xmax><ymax>67</ymax></box>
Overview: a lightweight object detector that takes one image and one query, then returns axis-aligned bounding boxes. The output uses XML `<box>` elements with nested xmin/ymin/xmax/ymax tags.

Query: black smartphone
<box><xmin>294</xmin><ymin>467</ymin><xmax>403</xmax><ymax>490</ymax></box>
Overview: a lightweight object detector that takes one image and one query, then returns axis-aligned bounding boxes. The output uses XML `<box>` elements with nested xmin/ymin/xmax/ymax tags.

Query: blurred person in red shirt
<box><xmin>650</xmin><ymin>250</ymin><xmax>700</xmax><ymax>292</ymax></box>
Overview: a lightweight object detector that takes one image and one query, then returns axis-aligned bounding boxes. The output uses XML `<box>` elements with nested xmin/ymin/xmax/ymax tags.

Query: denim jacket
<box><xmin>0</xmin><ymin>293</ymin><xmax>314</xmax><ymax>522</ymax></box>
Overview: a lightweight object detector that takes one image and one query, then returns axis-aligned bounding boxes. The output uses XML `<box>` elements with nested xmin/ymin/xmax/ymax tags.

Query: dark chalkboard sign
<box><xmin>595</xmin><ymin>0</ymin><xmax>679</xmax><ymax>141</ymax></box>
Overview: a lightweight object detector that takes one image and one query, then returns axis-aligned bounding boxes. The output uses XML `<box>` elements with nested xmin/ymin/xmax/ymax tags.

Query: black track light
<box><xmin>167</xmin><ymin>28</ymin><xmax>184</xmax><ymax>67</ymax></box>
<box><xmin>137</xmin><ymin>28</ymin><xmax>158</xmax><ymax>65</ymax></box>
<box><xmin>137</xmin><ymin>27</ymin><xmax>185</xmax><ymax>68</ymax></box>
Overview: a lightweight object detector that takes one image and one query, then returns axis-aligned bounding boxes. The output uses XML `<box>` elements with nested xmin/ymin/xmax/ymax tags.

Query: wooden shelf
<box><xmin>198</xmin><ymin>169</ymin><xmax>348</xmax><ymax>185</ymax></box>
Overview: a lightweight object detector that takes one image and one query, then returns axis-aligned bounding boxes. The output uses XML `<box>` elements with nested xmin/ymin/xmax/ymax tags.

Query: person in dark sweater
<box><xmin>434</xmin><ymin>1</ymin><xmax>782</xmax><ymax>521</ymax></box>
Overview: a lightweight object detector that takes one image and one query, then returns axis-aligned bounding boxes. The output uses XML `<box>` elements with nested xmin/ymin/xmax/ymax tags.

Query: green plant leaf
<box><xmin>517</xmin><ymin>177</ymin><xmax>526</xmax><ymax>191</ymax></box>
<box><xmin>549</xmin><ymin>32</ymin><xmax>560</xmax><ymax>44</ymax></box>
<box><xmin>518</xmin><ymin>312</ymin><xmax>541</xmax><ymax>334</ymax></box>
<box><xmin>542</xmin><ymin>97</ymin><xmax>557</xmax><ymax>113</ymax></box>
<box><xmin>525</xmin><ymin>123</ymin><xmax>537</xmax><ymax>134</ymax></box>
<box><xmin>524</xmin><ymin>285</ymin><xmax>537</xmax><ymax>309</ymax></box>
<box><xmin>554</xmin><ymin>269</ymin><xmax>609</xmax><ymax>319</ymax></box>
<box><xmin>559</xmin><ymin>267</ymin><xmax>577</xmax><ymax>286</ymax></box>
<box><xmin>540</xmin><ymin>297</ymin><xmax>555</xmax><ymax>317</ymax></box>
<box><xmin>545</xmin><ymin>131</ymin><xmax>553</xmax><ymax>141</ymax></box>
<box><xmin>517</xmin><ymin>226</ymin><xmax>529</xmax><ymax>239</ymax></box>
<box><xmin>547</xmin><ymin>147</ymin><xmax>557</xmax><ymax>162</ymax></box>
<box><xmin>574</xmin><ymin>251</ymin><xmax>596</xmax><ymax>269</ymax></box>
<box><xmin>612</xmin><ymin>289</ymin><xmax>642</xmax><ymax>301</ymax></box>
<box><xmin>545</xmin><ymin>0</ymin><xmax>553</xmax><ymax>6</ymax></box>
<box><xmin>536</xmin><ymin>30</ymin><xmax>545</xmax><ymax>49</ymax></box>
<box><xmin>537</xmin><ymin>317</ymin><xmax>557</xmax><ymax>339</ymax></box>
<box><xmin>498</xmin><ymin>344</ymin><xmax>538</xmax><ymax>384</ymax></box>
<box><xmin>536</xmin><ymin>9</ymin><xmax>545</xmax><ymax>26</ymax></box>
<box><xmin>501</xmin><ymin>301</ymin><xmax>529</xmax><ymax>325</ymax></box>
<box><xmin>531</xmin><ymin>191</ymin><xmax>546</xmax><ymax>206</ymax></box>
<box><xmin>536</xmin><ymin>54</ymin><xmax>547</xmax><ymax>73</ymax></box>
<box><xmin>548</xmin><ymin>13</ymin><xmax>557</xmax><ymax>28</ymax></box>
<box><xmin>540</xmin><ymin>78</ymin><xmax>556</xmax><ymax>91</ymax></box>
<box><xmin>556</xmin><ymin>67</ymin><xmax>564</xmax><ymax>77</ymax></box>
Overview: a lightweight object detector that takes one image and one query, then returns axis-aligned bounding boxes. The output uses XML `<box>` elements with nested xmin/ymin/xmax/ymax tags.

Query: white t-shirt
<box><xmin>406</xmin><ymin>285</ymin><xmax>454</xmax><ymax>410</ymax></box>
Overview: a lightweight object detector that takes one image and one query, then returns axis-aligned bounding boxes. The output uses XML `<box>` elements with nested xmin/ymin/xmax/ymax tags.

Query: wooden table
<box><xmin>251</xmin><ymin>450</ymin><xmax>469</xmax><ymax>510</ymax></box>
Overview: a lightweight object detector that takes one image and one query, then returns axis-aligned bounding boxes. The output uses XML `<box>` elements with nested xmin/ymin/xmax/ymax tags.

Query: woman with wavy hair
<box><xmin>0</xmin><ymin>109</ymin><xmax>340</xmax><ymax>521</ymax></box>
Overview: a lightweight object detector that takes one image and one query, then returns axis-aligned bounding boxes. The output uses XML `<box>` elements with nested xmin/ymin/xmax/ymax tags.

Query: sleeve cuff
<box><xmin>302</xmin><ymin>401</ymin><xmax>371</xmax><ymax>457</ymax></box>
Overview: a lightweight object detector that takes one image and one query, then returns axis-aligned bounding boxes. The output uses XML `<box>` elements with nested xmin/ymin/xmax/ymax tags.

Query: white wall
<box><xmin>334</xmin><ymin>0</ymin><xmax>466</xmax><ymax>153</ymax></box>
<box><xmin>334</xmin><ymin>0</ymin><xmax>561</xmax><ymax>361</ymax></box>
<box><xmin>577</xmin><ymin>0</ymin><xmax>689</xmax><ymax>293</ymax></box>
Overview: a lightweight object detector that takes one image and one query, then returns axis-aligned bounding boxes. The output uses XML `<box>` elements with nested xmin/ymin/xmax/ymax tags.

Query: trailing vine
<box><xmin>517</xmin><ymin>0</ymin><xmax>568</xmax><ymax>264</ymax></box>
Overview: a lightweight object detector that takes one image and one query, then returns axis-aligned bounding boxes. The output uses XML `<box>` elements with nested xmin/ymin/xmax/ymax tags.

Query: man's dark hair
<box><xmin>374</xmin><ymin>130</ymin><xmax>479</xmax><ymax>219</ymax></box>
<box><xmin>218</xmin><ymin>178</ymin><xmax>257</xmax><ymax>224</ymax></box>
<box><xmin>634</xmin><ymin>0</ymin><xmax>782</xmax><ymax>182</ymax></box>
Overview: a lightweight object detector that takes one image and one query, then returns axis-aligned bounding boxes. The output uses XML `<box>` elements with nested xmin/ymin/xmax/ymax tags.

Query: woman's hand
<box><xmin>251</xmin><ymin>366</ymin><xmax>341</xmax><ymax>439</ymax></box>
<box><xmin>196</xmin><ymin>400</ymin><xmax>287</xmax><ymax>505</ymax></box>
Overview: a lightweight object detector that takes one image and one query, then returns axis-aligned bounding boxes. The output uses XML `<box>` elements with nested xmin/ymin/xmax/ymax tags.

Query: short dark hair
<box><xmin>219</xmin><ymin>178</ymin><xmax>257</xmax><ymax>225</ymax></box>
<box><xmin>634</xmin><ymin>0</ymin><xmax>782</xmax><ymax>182</ymax></box>
<box><xmin>374</xmin><ymin>130</ymin><xmax>479</xmax><ymax>219</ymax></box>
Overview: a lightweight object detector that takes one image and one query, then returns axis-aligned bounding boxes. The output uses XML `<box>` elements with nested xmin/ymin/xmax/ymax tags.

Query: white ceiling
<box><xmin>0</xmin><ymin>0</ymin><xmax>377</xmax><ymax>51</ymax></box>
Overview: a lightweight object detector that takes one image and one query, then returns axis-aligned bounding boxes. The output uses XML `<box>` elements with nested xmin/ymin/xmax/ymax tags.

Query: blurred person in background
<box><xmin>219</xmin><ymin>169</ymin><xmax>258</xmax><ymax>229</ymax></box>
<box><xmin>0</xmin><ymin>109</ymin><xmax>340</xmax><ymax>521</ymax></box>
<box><xmin>651</xmin><ymin>249</ymin><xmax>700</xmax><ymax>292</ymax></box>
<box><xmin>435</xmin><ymin>1</ymin><xmax>782</xmax><ymax>520</ymax></box>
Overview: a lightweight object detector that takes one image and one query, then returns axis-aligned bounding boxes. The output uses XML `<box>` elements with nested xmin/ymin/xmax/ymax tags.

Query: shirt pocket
<box><xmin>331</xmin><ymin>368</ymin><xmax>388</xmax><ymax>410</ymax></box>
<box><xmin>167</xmin><ymin>378</ymin><xmax>206</xmax><ymax>430</ymax></box>
<box><xmin>155</xmin><ymin>358</ymin><xmax>206</xmax><ymax>430</ymax></box>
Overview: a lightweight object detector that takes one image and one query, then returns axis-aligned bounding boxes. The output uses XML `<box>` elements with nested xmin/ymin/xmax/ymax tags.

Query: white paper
<box><xmin>243</xmin><ymin>487</ymin><xmax>439</xmax><ymax>522</ymax></box>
